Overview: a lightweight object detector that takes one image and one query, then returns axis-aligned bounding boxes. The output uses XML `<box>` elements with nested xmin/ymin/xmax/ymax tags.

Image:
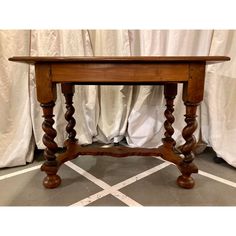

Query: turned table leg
<box><xmin>162</xmin><ymin>83</ymin><xmax>177</xmax><ymax>147</ymax></box>
<box><xmin>61</xmin><ymin>83</ymin><xmax>77</xmax><ymax>145</ymax></box>
<box><xmin>177</xmin><ymin>62</ymin><xmax>205</xmax><ymax>189</ymax></box>
<box><xmin>35</xmin><ymin>64</ymin><xmax>61</xmax><ymax>189</ymax></box>
<box><xmin>40</xmin><ymin>102</ymin><xmax>61</xmax><ymax>188</ymax></box>
<box><xmin>177</xmin><ymin>102</ymin><xmax>198</xmax><ymax>188</ymax></box>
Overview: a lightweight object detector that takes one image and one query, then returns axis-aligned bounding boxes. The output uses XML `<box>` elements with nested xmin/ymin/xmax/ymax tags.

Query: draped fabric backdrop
<box><xmin>0</xmin><ymin>30</ymin><xmax>235</xmax><ymax>168</ymax></box>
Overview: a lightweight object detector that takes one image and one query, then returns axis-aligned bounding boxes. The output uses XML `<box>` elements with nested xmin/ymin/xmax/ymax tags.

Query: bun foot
<box><xmin>43</xmin><ymin>174</ymin><xmax>61</xmax><ymax>189</ymax></box>
<box><xmin>177</xmin><ymin>175</ymin><xmax>195</xmax><ymax>189</ymax></box>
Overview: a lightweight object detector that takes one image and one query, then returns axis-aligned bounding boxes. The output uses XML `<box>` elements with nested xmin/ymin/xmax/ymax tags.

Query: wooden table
<box><xmin>9</xmin><ymin>56</ymin><xmax>230</xmax><ymax>189</ymax></box>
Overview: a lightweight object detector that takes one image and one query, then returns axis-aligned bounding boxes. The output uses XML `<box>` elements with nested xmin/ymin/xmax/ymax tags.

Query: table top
<box><xmin>9</xmin><ymin>56</ymin><xmax>230</xmax><ymax>64</ymax></box>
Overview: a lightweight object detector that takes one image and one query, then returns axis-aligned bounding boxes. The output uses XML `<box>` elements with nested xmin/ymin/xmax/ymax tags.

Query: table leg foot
<box><xmin>41</xmin><ymin>164</ymin><xmax>61</xmax><ymax>189</ymax></box>
<box><xmin>177</xmin><ymin>175</ymin><xmax>195</xmax><ymax>189</ymax></box>
<box><xmin>176</xmin><ymin>160</ymin><xmax>198</xmax><ymax>189</ymax></box>
<box><xmin>43</xmin><ymin>174</ymin><xmax>61</xmax><ymax>189</ymax></box>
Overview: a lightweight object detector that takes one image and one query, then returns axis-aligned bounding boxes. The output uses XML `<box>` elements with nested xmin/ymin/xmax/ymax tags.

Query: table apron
<box><xmin>50</xmin><ymin>63</ymin><xmax>189</xmax><ymax>83</ymax></box>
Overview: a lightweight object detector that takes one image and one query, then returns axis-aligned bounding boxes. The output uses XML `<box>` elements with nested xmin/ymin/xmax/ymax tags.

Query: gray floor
<box><xmin>0</xmin><ymin>147</ymin><xmax>235</xmax><ymax>206</ymax></box>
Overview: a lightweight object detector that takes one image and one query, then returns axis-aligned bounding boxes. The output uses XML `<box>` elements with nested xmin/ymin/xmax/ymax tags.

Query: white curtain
<box><xmin>0</xmin><ymin>30</ymin><xmax>235</xmax><ymax>168</ymax></box>
<box><xmin>29</xmin><ymin>30</ymin><xmax>94</xmax><ymax>148</ymax></box>
<box><xmin>0</xmin><ymin>30</ymin><xmax>34</xmax><ymax>167</ymax></box>
<box><xmin>202</xmin><ymin>30</ymin><xmax>236</xmax><ymax>167</ymax></box>
<box><xmin>126</xmin><ymin>30</ymin><xmax>213</xmax><ymax>148</ymax></box>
